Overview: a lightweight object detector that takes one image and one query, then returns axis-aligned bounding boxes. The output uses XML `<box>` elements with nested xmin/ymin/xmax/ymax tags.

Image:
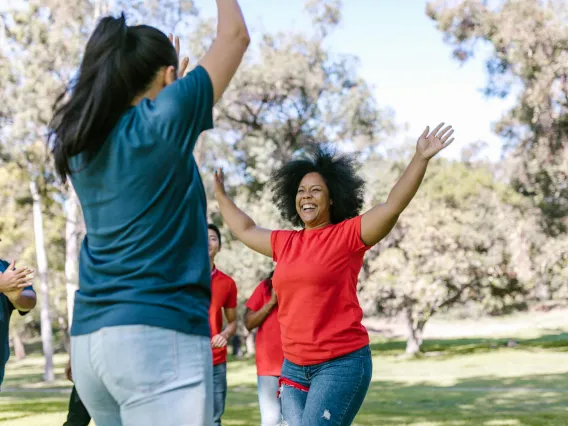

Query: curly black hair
<box><xmin>271</xmin><ymin>144</ymin><xmax>365</xmax><ymax>227</ymax></box>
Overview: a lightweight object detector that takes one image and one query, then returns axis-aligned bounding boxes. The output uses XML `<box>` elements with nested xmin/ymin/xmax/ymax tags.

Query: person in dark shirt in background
<box><xmin>0</xmin><ymin>259</ymin><xmax>36</xmax><ymax>390</ymax></box>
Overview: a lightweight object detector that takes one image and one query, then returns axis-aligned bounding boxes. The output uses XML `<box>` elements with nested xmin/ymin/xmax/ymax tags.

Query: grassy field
<box><xmin>2</xmin><ymin>311</ymin><xmax>568</xmax><ymax>425</ymax></box>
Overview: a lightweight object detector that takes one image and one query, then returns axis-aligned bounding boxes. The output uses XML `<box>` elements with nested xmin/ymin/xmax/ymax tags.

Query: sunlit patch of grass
<box><xmin>2</xmin><ymin>322</ymin><xmax>568</xmax><ymax>425</ymax></box>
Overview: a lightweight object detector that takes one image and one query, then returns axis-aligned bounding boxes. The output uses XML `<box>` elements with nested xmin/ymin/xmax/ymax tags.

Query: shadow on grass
<box><xmin>2</xmin><ymin>374</ymin><xmax>568</xmax><ymax>426</ymax></box>
<box><xmin>225</xmin><ymin>374</ymin><xmax>568</xmax><ymax>426</ymax></box>
<box><xmin>369</xmin><ymin>332</ymin><xmax>568</xmax><ymax>360</ymax></box>
<box><xmin>0</xmin><ymin>392</ymin><xmax>68</xmax><ymax>423</ymax></box>
<box><xmin>357</xmin><ymin>373</ymin><xmax>568</xmax><ymax>426</ymax></box>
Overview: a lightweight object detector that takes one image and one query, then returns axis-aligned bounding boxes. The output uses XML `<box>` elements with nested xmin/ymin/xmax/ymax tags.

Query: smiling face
<box><xmin>295</xmin><ymin>172</ymin><xmax>332</xmax><ymax>229</ymax></box>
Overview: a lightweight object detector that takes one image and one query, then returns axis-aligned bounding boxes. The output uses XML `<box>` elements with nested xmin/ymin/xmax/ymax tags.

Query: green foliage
<box><xmin>360</xmin><ymin>157</ymin><xmax>543</xmax><ymax>350</ymax></box>
<box><xmin>427</xmin><ymin>0</ymin><xmax>568</xmax><ymax>236</ymax></box>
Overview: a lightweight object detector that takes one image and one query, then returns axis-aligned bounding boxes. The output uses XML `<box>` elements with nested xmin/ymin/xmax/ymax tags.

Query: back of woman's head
<box><xmin>49</xmin><ymin>13</ymin><xmax>178</xmax><ymax>182</ymax></box>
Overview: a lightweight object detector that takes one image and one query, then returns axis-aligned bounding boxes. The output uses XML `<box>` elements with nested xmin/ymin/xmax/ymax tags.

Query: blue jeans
<box><xmin>280</xmin><ymin>346</ymin><xmax>372</xmax><ymax>426</ymax></box>
<box><xmin>213</xmin><ymin>363</ymin><xmax>227</xmax><ymax>426</ymax></box>
<box><xmin>71</xmin><ymin>325</ymin><xmax>213</xmax><ymax>426</ymax></box>
<box><xmin>258</xmin><ymin>375</ymin><xmax>282</xmax><ymax>426</ymax></box>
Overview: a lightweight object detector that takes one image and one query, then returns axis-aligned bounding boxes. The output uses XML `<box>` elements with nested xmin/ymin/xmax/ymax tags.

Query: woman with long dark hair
<box><xmin>245</xmin><ymin>270</ymin><xmax>283</xmax><ymax>426</ymax></box>
<box><xmin>48</xmin><ymin>2</ymin><xmax>249</xmax><ymax>424</ymax></box>
<box><xmin>214</xmin><ymin>124</ymin><xmax>455</xmax><ymax>425</ymax></box>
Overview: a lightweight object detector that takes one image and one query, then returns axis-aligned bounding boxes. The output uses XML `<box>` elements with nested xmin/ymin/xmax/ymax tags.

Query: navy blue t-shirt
<box><xmin>69</xmin><ymin>66</ymin><xmax>214</xmax><ymax>338</ymax></box>
<box><xmin>0</xmin><ymin>259</ymin><xmax>34</xmax><ymax>386</ymax></box>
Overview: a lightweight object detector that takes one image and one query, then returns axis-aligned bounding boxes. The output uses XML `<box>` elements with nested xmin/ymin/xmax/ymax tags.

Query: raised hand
<box><xmin>213</xmin><ymin>168</ymin><xmax>227</xmax><ymax>198</ymax></box>
<box><xmin>416</xmin><ymin>123</ymin><xmax>455</xmax><ymax>160</ymax></box>
<box><xmin>168</xmin><ymin>34</ymin><xmax>190</xmax><ymax>78</ymax></box>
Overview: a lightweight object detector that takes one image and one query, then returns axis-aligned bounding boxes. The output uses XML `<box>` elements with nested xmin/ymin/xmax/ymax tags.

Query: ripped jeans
<box><xmin>279</xmin><ymin>346</ymin><xmax>372</xmax><ymax>426</ymax></box>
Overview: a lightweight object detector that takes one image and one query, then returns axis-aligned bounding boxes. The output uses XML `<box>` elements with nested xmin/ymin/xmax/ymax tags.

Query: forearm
<box><xmin>6</xmin><ymin>290</ymin><xmax>36</xmax><ymax>312</ymax></box>
<box><xmin>216</xmin><ymin>0</ymin><xmax>249</xmax><ymax>40</ymax></box>
<box><xmin>245</xmin><ymin>303</ymin><xmax>275</xmax><ymax>331</ymax></box>
<box><xmin>217</xmin><ymin>193</ymin><xmax>257</xmax><ymax>240</ymax></box>
<box><xmin>221</xmin><ymin>320</ymin><xmax>237</xmax><ymax>339</ymax></box>
<box><xmin>386</xmin><ymin>154</ymin><xmax>429</xmax><ymax>214</ymax></box>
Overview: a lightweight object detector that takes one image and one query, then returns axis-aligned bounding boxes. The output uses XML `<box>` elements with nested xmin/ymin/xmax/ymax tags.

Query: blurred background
<box><xmin>0</xmin><ymin>0</ymin><xmax>566</xmax><ymax>425</ymax></box>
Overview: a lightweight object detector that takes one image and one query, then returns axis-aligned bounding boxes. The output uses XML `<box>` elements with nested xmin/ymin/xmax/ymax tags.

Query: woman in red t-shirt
<box><xmin>214</xmin><ymin>123</ymin><xmax>455</xmax><ymax>425</ymax></box>
<box><xmin>245</xmin><ymin>271</ymin><xmax>283</xmax><ymax>426</ymax></box>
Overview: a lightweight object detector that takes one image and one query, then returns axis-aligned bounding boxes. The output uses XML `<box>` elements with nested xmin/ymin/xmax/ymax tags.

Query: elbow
<box><xmin>220</xmin><ymin>26</ymin><xmax>250</xmax><ymax>47</ymax></box>
<box><xmin>19</xmin><ymin>294</ymin><xmax>37</xmax><ymax>311</ymax></box>
<box><xmin>244</xmin><ymin>318</ymin><xmax>256</xmax><ymax>332</ymax></box>
<box><xmin>385</xmin><ymin>200</ymin><xmax>404</xmax><ymax>217</ymax></box>
<box><xmin>240</xmin><ymin>29</ymin><xmax>251</xmax><ymax>47</ymax></box>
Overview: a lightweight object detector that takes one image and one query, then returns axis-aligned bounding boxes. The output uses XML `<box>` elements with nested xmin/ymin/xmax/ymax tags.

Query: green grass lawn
<box><xmin>2</xmin><ymin>329</ymin><xmax>568</xmax><ymax>425</ymax></box>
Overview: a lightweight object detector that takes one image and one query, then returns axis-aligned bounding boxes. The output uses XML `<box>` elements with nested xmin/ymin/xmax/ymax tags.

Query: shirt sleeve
<box><xmin>224</xmin><ymin>279</ymin><xmax>238</xmax><ymax>309</ymax></box>
<box><xmin>245</xmin><ymin>282</ymin><xmax>265</xmax><ymax>312</ymax></box>
<box><xmin>270</xmin><ymin>230</ymin><xmax>294</xmax><ymax>262</ymax></box>
<box><xmin>146</xmin><ymin>65</ymin><xmax>214</xmax><ymax>155</ymax></box>
<box><xmin>341</xmin><ymin>216</ymin><xmax>372</xmax><ymax>254</ymax></box>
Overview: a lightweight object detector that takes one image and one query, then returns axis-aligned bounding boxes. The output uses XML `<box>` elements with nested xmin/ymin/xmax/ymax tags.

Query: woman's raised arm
<box><xmin>213</xmin><ymin>169</ymin><xmax>273</xmax><ymax>258</ymax></box>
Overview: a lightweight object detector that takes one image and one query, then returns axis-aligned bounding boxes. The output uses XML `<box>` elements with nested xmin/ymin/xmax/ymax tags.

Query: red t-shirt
<box><xmin>209</xmin><ymin>268</ymin><xmax>238</xmax><ymax>365</ymax></box>
<box><xmin>245</xmin><ymin>280</ymin><xmax>284</xmax><ymax>376</ymax></box>
<box><xmin>271</xmin><ymin>216</ymin><xmax>371</xmax><ymax>365</ymax></box>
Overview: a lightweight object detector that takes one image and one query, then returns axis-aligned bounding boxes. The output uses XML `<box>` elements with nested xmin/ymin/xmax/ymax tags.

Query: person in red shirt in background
<box><xmin>245</xmin><ymin>271</ymin><xmax>283</xmax><ymax>426</ymax></box>
<box><xmin>208</xmin><ymin>224</ymin><xmax>238</xmax><ymax>426</ymax></box>
<box><xmin>213</xmin><ymin>123</ymin><xmax>456</xmax><ymax>425</ymax></box>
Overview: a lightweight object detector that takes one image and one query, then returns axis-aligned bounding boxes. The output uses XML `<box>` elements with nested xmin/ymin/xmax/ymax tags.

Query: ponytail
<box><xmin>48</xmin><ymin>13</ymin><xmax>177</xmax><ymax>182</ymax></box>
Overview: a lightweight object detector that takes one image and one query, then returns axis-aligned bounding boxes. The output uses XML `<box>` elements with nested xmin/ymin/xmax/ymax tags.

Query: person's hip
<box><xmin>71</xmin><ymin>325</ymin><xmax>211</xmax><ymax>399</ymax></box>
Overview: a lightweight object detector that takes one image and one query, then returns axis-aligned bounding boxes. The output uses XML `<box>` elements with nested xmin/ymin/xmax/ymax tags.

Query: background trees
<box><xmin>0</xmin><ymin>0</ymin><xmax>564</xmax><ymax>364</ymax></box>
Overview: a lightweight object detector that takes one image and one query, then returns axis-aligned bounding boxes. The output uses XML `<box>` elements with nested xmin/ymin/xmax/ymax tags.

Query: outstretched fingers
<box><xmin>443</xmin><ymin>137</ymin><xmax>455</xmax><ymax>149</ymax></box>
<box><xmin>428</xmin><ymin>122</ymin><xmax>445</xmax><ymax>139</ymax></box>
<box><xmin>437</xmin><ymin>125</ymin><xmax>453</xmax><ymax>140</ymax></box>
<box><xmin>441</xmin><ymin>128</ymin><xmax>454</xmax><ymax>143</ymax></box>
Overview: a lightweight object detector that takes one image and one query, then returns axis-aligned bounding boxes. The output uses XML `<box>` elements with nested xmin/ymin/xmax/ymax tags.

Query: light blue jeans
<box><xmin>258</xmin><ymin>375</ymin><xmax>282</xmax><ymax>426</ymax></box>
<box><xmin>280</xmin><ymin>346</ymin><xmax>372</xmax><ymax>426</ymax></box>
<box><xmin>71</xmin><ymin>325</ymin><xmax>213</xmax><ymax>426</ymax></box>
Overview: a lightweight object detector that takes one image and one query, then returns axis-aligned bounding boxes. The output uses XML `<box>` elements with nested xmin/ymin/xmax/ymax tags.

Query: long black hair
<box><xmin>48</xmin><ymin>13</ymin><xmax>178</xmax><ymax>183</ymax></box>
<box><xmin>271</xmin><ymin>144</ymin><xmax>365</xmax><ymax>227</ymax></box>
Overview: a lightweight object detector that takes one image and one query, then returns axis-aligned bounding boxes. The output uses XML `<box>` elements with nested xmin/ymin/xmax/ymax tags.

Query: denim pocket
<box><xmin>103</xmin><ymin>325</ymin><xmax>179</xmax><ymax>393</ymax></box>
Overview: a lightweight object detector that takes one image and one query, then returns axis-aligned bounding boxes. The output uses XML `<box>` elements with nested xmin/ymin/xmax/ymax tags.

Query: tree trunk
<box><xmin>30</xmin><ymin>180</ymin><xmax>54</xmax><ymax>382</ymax></box>
<box><xmin>65</xmin><ymin>186</ymin><xmax>81</xmax><ymax>329</ymax></box>
<box><xmin>404</xmin><ymin>307</ymin><xmax>425</xmax><ymax>356</ymax></box>
<box><xmin>12</xmin><ymin>330</ymin><xmax>26</xmax><ymax>361</ymax></box>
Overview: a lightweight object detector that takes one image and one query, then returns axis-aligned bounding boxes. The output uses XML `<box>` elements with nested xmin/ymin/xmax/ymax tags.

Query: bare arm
<box><xmin>245</xmin><ymin>300</ymin><xmax>277</xmax><ymax>331</ymax></box>
<box><xmin>361</xmin><ymin>123</ymin><xmax>455</xmax><ymax>247</ymax></box>
<box><xmin>198</xmin><ymin>0</ymin><xmax>250</xmax><ymax>104</ymax></box>
<box><xmin>211</xmin><ymin>307</ymin><xmax>238</xmax><ymax>348</ymax></box>
<box><xmin>6</xmin><ymin>288</ymin><xmax>36</xmax><ymax>312</ymax></box>
<box><xmin>221</xmin><ymin>308</ymin><xmax>238</xmax><ymax>340</ymax></box>
<box><xmin>214</xmin><ymin>169</ymin><xmax>273</xmax><ymax>257</ymax></box>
